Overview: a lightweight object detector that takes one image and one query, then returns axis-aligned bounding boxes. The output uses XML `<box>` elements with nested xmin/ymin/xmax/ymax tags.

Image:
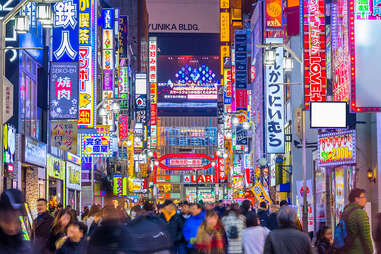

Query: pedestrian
<box><xmin>194</xmin><ymin>210</ymin><xmax>226</xmax><ymax>254</ymax></box>
<box><xmin>0</xmin><ymin>189</ymin><xmax>31</xmax><ymax>253</ymax></box>
<box><xmin>81</xmin><ymin>206</ymin><xmax>89</xmax><ymax>221</ymax></box>
<box><xmin>160</xmin><ymin>200</ymin><xmax>185</xmax><ymax>253</ymax></box>
<box><xmin>221</xmin><ymin>208</ymin><xmax>245</xmax><ymax>254</ymax></box>
<box><xmin>279</xmin><ymin>200</ymin><xmax>288</xmax><ymax>208</ymax></box>
<box><xmin>263</xmin><ymin>206</ymin><xmax>313</xmax><ymax>254</ymax></box>
<box><xmin>31</xmin><ymin>198</ymin><xmax>54</xmax><ymax>254</ymax></box>
<box><xmin>46</xmin><ymin>208</ymin><xmax>75</xmax><ymax>253</ymax></box>
<box><xmin>267</xmin><ymin>205</ymin><xmax>279</xmax><ymax>230</ymax></box>
<box><xmin>84</xmin><ymin>204</ymin><xmax>100</xmax><ymax>228</ymax></box>
<box><xmin>240</xmin><ymin>200</ymin><xmax>252</xmax><ymax>220</ymax></box>
<box><xmin>315</xmin><ymin>226</ymin><xmax>333</xmax><ymax>254</ymax></box>
<box><xmin>214</xmin><ymin>200</ymin><xmax>226</xmax><ymax>218</ymax></box>
<box><xmin>180</xmin><ymin>201</ymin><xmax>191</xmax><ymax>220</ymax></box>
<box><xmin>337</xmin><ymin>188</ymin><xmax>373</xmax><ymax>254</ymax></box>
<box><xmin>257</xmin><ymin>201</ymin><xmax>269</xmax><ymax>228</ymax></box>
<box><xmin>54</xmin><ymin>203</ymin><xmax>63</xmax><ymax>217</ymax></box>
<box><xmin>130</xmin><ymin>205</ymin><xmax>143</xmax><ymax>220</ymax></box>
<box><xmin>183</xmin><ymin>203</ymin><xmax>206</xmax><ymax>253</ymax></box>
<box><xmin>56</xmin><ymin>221</ymin><xmax>87</xmax><ymax>254</ymax></box>
<box><xmin>242</xmin><ymin>211</ymin><xmax>270</xmax><ymax>254</ymax></box>
<box><xmin>374</xmin><ymin>213</ymin><xmax>381</xmax><ymax>254</ymax></box>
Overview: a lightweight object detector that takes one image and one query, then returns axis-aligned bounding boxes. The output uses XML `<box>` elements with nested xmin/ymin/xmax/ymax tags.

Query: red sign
<box><xmin>169</xmin><ymin>159</ymin><xmax>203</xmax><ymax>166</ymax></box>
<box><xmin>236</xmin><ymin>89</ymin><xmax>247</xmax><ymax>109</ymax></box>
<box><xmin>266</xmin><ymin>0</ymin><xmax>283</xmax><ymax>28</ymax></box>
<box><xmin>118</xmin><ymin>115</ymin><xmax>128</xmax><ymax>141</ymax></box>
<box><xmin>303</xmin><ymin>0</ymin><xmax>326</xmax><ymax>108</ymax></box>
<box><xmin>183</xmin><ymin>175</ymin><xmax>218</xmax><ymax>183</ymax></box>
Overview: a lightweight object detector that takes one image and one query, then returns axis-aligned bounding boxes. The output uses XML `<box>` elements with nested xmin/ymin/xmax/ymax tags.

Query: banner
<box><xmin>50</xmin><ymin>62</ymin><xmax>79</xmax><ymax>119</ymax></box>
<box><xmin>51</xmin><ymin>121</ymin><xmax>78</xmax><ymax>154</ymax></box>
<box><xmin>251</xmin><ymin>182</ymin><xmax>272</xmax><ymax>207</ymax></box>
<box><xmin>52</xmin><ymin>0</ymin><xmax>79</xmax><ymax>61</ymax></box>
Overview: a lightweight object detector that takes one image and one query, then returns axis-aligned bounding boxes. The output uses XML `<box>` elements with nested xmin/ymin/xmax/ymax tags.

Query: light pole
<box><xmin>0</xmin><ymin>0</ymin><xmax>57</xmax><ymax>192</ymax></box>
<box><xmin>256</xmin><ymin>42</ymin><xmax>308</xmax><ymax>231</ymax></box>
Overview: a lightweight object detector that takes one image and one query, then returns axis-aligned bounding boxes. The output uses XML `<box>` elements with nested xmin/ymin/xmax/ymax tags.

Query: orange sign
<box><xmin>266</xmin><ymin>0</ymin><xmax>282</xmax><ymax>28</ymax></box>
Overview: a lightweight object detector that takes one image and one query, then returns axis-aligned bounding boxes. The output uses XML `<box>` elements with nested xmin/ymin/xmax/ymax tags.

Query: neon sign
<box><xmin>81</xmin><ymin>134</ymin><xmax>112</xmax><ymax>157</ymax></box>
<box><xmin>319</xmin><ymin>130</ymin><xmax>356</xmax><ymax>166</ymax></box>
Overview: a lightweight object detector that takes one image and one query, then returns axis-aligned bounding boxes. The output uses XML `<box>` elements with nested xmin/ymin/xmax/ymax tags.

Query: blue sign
<box><xmin>102</xmin><ymin>8</ymin><xmax>114</xmax><ymax>29</ymax></box>
<box><xmin>235</xmin><ymin>30</ymin><xmax>247</xmax><ymax>90</ymax></box>
<box><xmin>236</xmin><ymin>127</ymin><xmax>248</xmax><ymax>145</ymax></box>
<box><xmin>53</xmin><ymin>0</ymin><xmax>79</xmax><ymax>61</ymax></box>
<box><xmin>50</xmin><ymin>62</ymin><xmax>79</xmax><ymax>119</ymax></box>
<box><xmin>25</xmin><ymin>137</ymin><xmax>47</xmax><ymax>167</ymax></box>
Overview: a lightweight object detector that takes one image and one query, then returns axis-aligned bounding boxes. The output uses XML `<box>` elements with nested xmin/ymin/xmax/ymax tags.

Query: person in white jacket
<box><xmin>242</xmin><ymin>211</ymin><xmax>270</xmax><ymax>254</ymax></box>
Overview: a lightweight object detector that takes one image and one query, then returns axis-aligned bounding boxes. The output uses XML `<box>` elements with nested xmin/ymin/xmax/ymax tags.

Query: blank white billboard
<box><xmin>310</xmin><ymin>102</ymin><xmax>346</xmax><ymax>128</ymax></box>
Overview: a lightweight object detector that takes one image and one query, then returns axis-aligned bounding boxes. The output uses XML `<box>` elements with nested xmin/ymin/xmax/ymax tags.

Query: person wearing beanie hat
<box><xmin>0</xmin><ymin>189</ymin><xmax>31</xmax><ymax>253</ymax></box>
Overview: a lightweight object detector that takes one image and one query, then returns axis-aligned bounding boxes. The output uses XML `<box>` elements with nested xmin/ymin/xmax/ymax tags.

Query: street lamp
<box><xmin>283</xmin><ymin>55</ymin><xmax>294</xmax><ymax>72</ymax></box>
<box><xmin>264</xmin><ymin>47</ymin><xmax>276</xmax><ymax>66</ymax></box>
<box><xmin>232</xmin><ymin>116</ymin><xmax>240</xmax><ymax>127</ymax></box>
<box><xmin>15</xmin><ymin>15</ymin><xmax>30</xmax><ymax>33</ymax></box>
<box><xmin>242</xmin><ymin>121</ymin><xmax>250</xmax><ymax>130</ymax></box>
<box><xmin>37</xmin><ymin>3</ymin><xmax>54</xmax><ymax>28</ymax></box>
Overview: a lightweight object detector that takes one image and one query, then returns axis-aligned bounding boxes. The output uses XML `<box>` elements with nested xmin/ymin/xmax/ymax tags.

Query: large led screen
<box><xmin>157</xmin><ymin>55</ymin><xmax>220</xmax><ymax>116</ymax></box>
<box><xmin>350</xmin><ymin>0</ymin><xmax>381</xmax><ymax>112</ymax></box>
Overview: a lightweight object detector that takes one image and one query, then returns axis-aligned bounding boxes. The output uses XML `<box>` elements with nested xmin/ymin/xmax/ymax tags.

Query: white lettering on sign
<box><xmin>149</xmin><ymin>23</ymin><xmax>200</xmax><ymax>32</ymax></box>
<box><xmin>183</xmin><ymin>175</ymin><xmax>218</xmax><ymax>183</ymax></box>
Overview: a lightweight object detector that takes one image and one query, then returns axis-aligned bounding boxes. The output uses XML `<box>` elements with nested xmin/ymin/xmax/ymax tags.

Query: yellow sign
<box><xmin>68</xmin><ymin>164</ymin><xmax>81</xmax><ymax>185</ymax></box>
<box><xmin>220</xmin><ymin>45</ymin><xmax>230</xmax><ymax>74</ymax></box>
<box><xmin>47</xmin><ymin>155</ymin><xmax>65</xmax><ymax>180</ymax></box>
<box><xmin>220</xmin><ymin>0</ymin><xmax>229</xmax><ymax>8</ymax></box>
<box><xmin>220</xmin><ymin>12</ymin><xmax>230</xmax><ymax>43</ymax></box>
<box><xmin>251</xmin><ymin>182</ymin><xmax>272</xmax><ymax>207</ymax></box>
<box><xmin>224</xmin><ymin>139</ymin><xmax>233</xmax><ymax>175</ymax></box>
<box><xmin>128</xmin><ymin>134</ymin><xmax>134</xmax><ymax>177</ymax></box>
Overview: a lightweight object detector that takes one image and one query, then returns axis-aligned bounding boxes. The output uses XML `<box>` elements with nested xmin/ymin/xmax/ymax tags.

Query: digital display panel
<box><xmin>157</xmin><ymin>55</ymin><xmax>220</xmax><ymax>116</ymax></box>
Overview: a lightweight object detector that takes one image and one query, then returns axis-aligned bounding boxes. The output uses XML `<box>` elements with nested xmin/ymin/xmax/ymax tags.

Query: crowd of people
<box><xmin>0</xmin><ymin>187</ymin><xmax>380</xmax><ymax>254</ymax></box>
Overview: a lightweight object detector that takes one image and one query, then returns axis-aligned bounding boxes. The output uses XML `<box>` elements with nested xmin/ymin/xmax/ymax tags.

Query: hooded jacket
<box><xmin>160</xmin><ymin>210</ymin><xmax>184</xmax><ymax>245</ymax></box>
<box><xmin>183</xmin><ymin>210</ymin><xmax>206</xmax><ymax>248</ymax></box>
<box><xmin>0</xmin><ymin>227</ymin><xmax>31</xmax><ymax>254</ymax></box>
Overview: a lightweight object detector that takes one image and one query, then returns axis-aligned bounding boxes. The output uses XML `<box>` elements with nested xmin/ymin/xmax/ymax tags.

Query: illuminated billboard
<box><xmin>349</xmin><ymin>0</ymin><xmax>381</xmax><ymax>112</ymax></box>
<box><xmin>157</xmin><ymin>55</ymin><xmax>220</xmax><ymax>116</ymax></box>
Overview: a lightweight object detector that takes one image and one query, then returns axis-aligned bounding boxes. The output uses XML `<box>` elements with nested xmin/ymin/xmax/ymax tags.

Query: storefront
<box><xmin>317</xmin><ymin>130</ymin><xmax>356</xmax><ymax>228</ymax></box>
<box><xmin>20</xmin><ymin>136</ymin><xmax>47</xmax><ymax>217</ymax></box>
<box><xmin>46</xmin><ymin>154</ymin><xmax>66</xmax><ymax>210</ymax></box>
<box><xmin>66</xmin><ymin>153</ymin><xmax>81</xmax><ymax>213</ymax></box>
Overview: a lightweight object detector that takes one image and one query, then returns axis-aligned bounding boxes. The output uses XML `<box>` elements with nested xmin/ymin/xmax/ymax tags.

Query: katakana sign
<box><xmin>81</xmin><ymin>134</ymin><xmax>112</xmax><ymax>157</ymax></box>
<box><xmin>50</xmin><ymin>62</ymin><xmax>79</xmax><ymax>119</ymax></box>
<box><xmin>53</xmin><ymin>0</ymin><xmax>79</xmax><ymax>61</ymax></box>
<box><xmin>149</xmin><ymin>37</ymin><xmax>157</xmax><ymax>83</ymax></box>
<box><xmin>265</xmin><ymin>38</ymin><xmax>284</xmax><ymax>154</ymax></box>
<box><xmin>118</xmin><ymin>16</ymin><xmax>128</xmax><ymax>58</ymax></box>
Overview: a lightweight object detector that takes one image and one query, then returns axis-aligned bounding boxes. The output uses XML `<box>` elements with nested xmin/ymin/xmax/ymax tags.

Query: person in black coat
<box><xmin>160</xmin><ymin>200</ymin><xmax>185</xmax><ymax>253</ymax></box>
<box><xmin>32</xmin><ymin>198</ymin><xmax>54</xmax><ymax>254</ymax></box>
<box><xmin>56</xmin><ymin>221</ymin><xmax>87</xmax><ymax>254</ymax></box>
<box><xmin>257</xmin><ymin>201</ymin><xmax>270</xmax><ymax>228</ymax></box>
<box><xmin>315</xmin><ymin>226</ymin><xmax>333</xmax><ymax>254</ymax></box>
<box><xmin>0</xmin><ymin>189</ymin><xmax>31</xmax><ymax>254</ymax></box>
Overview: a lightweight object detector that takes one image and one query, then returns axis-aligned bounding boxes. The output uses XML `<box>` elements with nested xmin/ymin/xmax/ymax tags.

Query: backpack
<box><xmin>124</xmin><ymin>214</ymin><xmax>173</xmax><ymax>254</ymax></box>
<box><xmin>333</xmin><ymin>206</ymin><xmax>361</xmax><ymax>253</ymax></box>
<box><xmin>227</xmin><ymin>225</ymin><xmax>239</xmax><ymax>239</ymax></box>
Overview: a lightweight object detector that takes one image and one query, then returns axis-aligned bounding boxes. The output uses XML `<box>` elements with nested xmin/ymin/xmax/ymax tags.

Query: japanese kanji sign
<box><xmin>235</xmin><ymin>30</ymin><xmax>248</xmax><ymax>90</ymax></box>
<box><xmin>51</xmin><ymin>121</ymin><xmax>78</xmax><ymax>154</ymax></box>
<box><xmin>118</xmin><ymin>115</ymin><xmax>128</xmax><ymax>141</ymax></box>
<box><xmin>53</xmin><ymin>0</ymin><xmax>79</xmax><ymax>61</ymax></box>
<box><xmin>265</xmin><ymin>38</ymin><xmax>284</xmax><ymax>154</ymax></box>
<box><xmin>50</xmin><ymin>62</ymin><xmax>79</xmax><ymax>119</ymax></box>
<box><xmin>81</xmin><ymin>134</ymin><xmax>112</xmax><ymax>157</ymax></box>
<box><xmin>149</xmin><ymin>37</ymin><xmax>157</xmax><ymax>83</ymax></box>
<box><xmin>118</xmin><ymin>16</ymin><xmax>128</xmax><ymax>58</ymax></box>
<box><xmin>304</xmin><ymin>0</ymin><xmax>326</xmax><ymax>108</ymax></box>
<box><xmin>150</xmin><ymin>83</ymin><xmax>157</xmax><ymax>148</ymax></box>
<box><xmin>78</xmin><ymin>0</ymin><xmax>95</xmax><ymax>128</ymax></box>
<box><xmin>119</xmin><ymin>67</ymin><xmax>129</xmax><ymax>110</ymax></box>
<box><xmin>250</xmin><ymin>182</ymin><xmax>272</xmax><ymax>207</ymax></box>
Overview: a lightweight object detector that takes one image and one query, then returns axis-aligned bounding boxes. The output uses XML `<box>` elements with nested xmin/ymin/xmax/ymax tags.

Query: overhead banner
<box><xmin>265</xmin><ymin>38</ymin><xmax>284</xmax><ymax>154</ymax></box>
<box><xmin>52</xmin><ymin>0</ymin><xmax>79</xmax><ymax>61</ymax></box>
<box><xmin>266</xmin><ymin>0</ymin><xmax>283</xmax><ymax>28</ymax></box>
<box><xmin>51</xmin><ymin>121</ymin><xmax>78</xmax><ymax>154</ymax></box>
<box><xmin>81</xmin><ymin>134</ymin><xmax>112</xmax><ymax>157</ymax></box>
<box><xmin>318</xmin><ymin>130</ymin><xmax>356</xmax><ymax>166</ymax></box>
<box><xmin>304</xmin><ymin>0</ymin><xmax>326</xmax><ymax>108</ymax></box>
<box><xmin>78</xmin><ymin>0</ymin><xmax>96</xmax><ymax>128</ymax></box>
<box><xmin>147</xmin><ymin>0</ymin><xmax>219</xmax><ymax>33</ymax></box>
<box><xmin>50</xmin><ymin>62</ymin><xmax>79</xmax><ymax>119</ymax></box>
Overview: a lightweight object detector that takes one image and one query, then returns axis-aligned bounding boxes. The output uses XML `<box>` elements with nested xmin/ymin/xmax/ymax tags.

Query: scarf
<box><xmin>195</xmin><ymin>224</ymin><xmax>225</xmax><ymax>254</ymax></box>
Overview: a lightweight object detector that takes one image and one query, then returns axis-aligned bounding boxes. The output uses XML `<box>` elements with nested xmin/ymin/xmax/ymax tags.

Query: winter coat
<box><xmin>56</xmin><ymin>239</ymin><xmax>86</xmax><ymax>254</ymax></box>
<box><xmin>263</xmin><ymin>228</ymin><xmax>313</xmax><ymax>254</ymax></box>
<box><xmin>242</xmin><ymin>226</ymin><xmax>270</xmax><ymax>254</ymax></box>
<box><xmin>31</xmin><ymin>212</ymin><xmax>54</xmax><ymax>254</ymax></box>
<box><xmin>315</xmin><ymin>238</ymin><xmax>333</xmax><ymax>254</ymax></box>
<box><xmin>267</xmin><ymin>213</ymin><xmax>279</xmax><ymax>231</ymax></box>
<box><xmin>183</xmin><ymin>210</ymin><xmax>206</xmax><ymax>248</ymax></box>
<box><xmin>0</xmin><ymin>228</ymin><xmax>31</xmax><ymax>254</ymax></box>
<box><xmin>46</xmin><ymin>230</ymin><xmax>65</xmax><ymax>253</ymax></box>
<box><xmin>257</xmin><ymin>209</ymin><xmax>269</xmax><ymax>228</ymax></box>
<box><xmin>343</xmin><ymin>203</ymin><xmax>373</xmax><ymax>254</ymax></box>
<box><xmin>160</xmin><ymin>211</ymin><xmax>185</xmax><ymax>245</ymax></box>
<box><xmin>221</xmin><ymin>212</ymin><xmax>245</xmax><ymax>254</ymax></box>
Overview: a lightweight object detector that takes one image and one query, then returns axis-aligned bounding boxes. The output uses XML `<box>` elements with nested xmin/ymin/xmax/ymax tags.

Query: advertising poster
<box><xmin>50</xmin><ymin>62</ymin><xmax>79</xmax><ymax>119</ymax></box>
<box><xmin>52</xmin><ymin>0</ymin><xmax>79</xmax><ymax>61</ymax></box>
<box><xmin>296</xmin><ymin>180</ymin><xmax>314</xmax><ymax>232</ymax></box>
<box><xmin>157</xmin><ymin>55</ymin><xmax>220</xmax><ymax>116</ymax></box>
<box><xmin>81</xmin><ymin>134</ymin><xmax>112</xmax><ymax>157</ymax></box>
<box><xmin>3</xmin><ymin>124</ymin><xmax>16</xmax><ymax>173</ymax></box>
<box><xmin>318</xmin><ymin>130</ymin><xmax>356</xmax><ymax>166</ymax></box>
<box><xmin>51</xmin><ymin>121</ymin><xmax>78</xmax><ymax>154</ymax></box>
<box><xmin>266</xmin><ymin>0</ymin><xmax>283</xmax><ymax>28</ymax></box>
<box><xmin>113</xmin><ymin>175</ymin><xmax>127</xmax><ymax>197</ymax></box>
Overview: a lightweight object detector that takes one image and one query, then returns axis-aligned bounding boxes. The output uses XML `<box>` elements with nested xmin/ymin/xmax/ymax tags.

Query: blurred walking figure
<box><xmin>194</xmin><ymin>210</ymin><xmax>226</xmax><ymax>254</ymax></box>
<box><xmin>130</xmin><ymin>205</ymin><xmax>143</xmax><ymax>220</ymax></box>
<box><xmin>267</xmin><ymin>205</ymin><xmax>279</xmax><ymax>230</ymax></box>
<box><xmin>83</xmin><ymin>204</ymin><xmax>100</xmax><ymax>228</ymax></box>
<box><xmin>0</xmin><ymin>189</ymin><xmax>31</xmax><ymax>253</ymax></box>
<box><xmin>221</xmin><ymin>208</ymin><xmax>245</xmax><ymax>254</ymax></box>
<box><xmin>183</xmin><ymin>203</ymin><xmax>206</xmax><ymax>252</ymax></box>
<box><xmin>81</xmin><ymin>206</ymin><xmax>89</xmax><ymax>220</ymax></box>
<box><xmin>374</xmin><ymin>213</ymin><xmax>381</xmax><ymax>254</ymax></box>
<box><xmin>315</xmin><ymin>226</ymin><xmax>333</xmax><ymax>254</ymax></box>
<box><xmin>56</xmin><ymin>221</ymin><xmax>87</xmax><ymax>254</ymax></box>
<box><xmin>263</xmin><ymin>207</ymin><xmax>313</xmax><ymax>254</ymax></box>
<box><xmin>257</xmin><ymin>202</ymin><xmax>269</xmax><ymax>228</ymax></box>
<box><xmin>242</xmin><ymin>212</ymin><xmax>269</xmax><ymax>254</ymax></box>
<box><xmin>180</xmin><ymin>201</ymin><xmax>191</xmax><ymax>220</ymax></box>
<box><xmin>239</xmin><ymin>200</ymin><xmax>252</xmax><ymax>221</ymax></box>
<box><xmin>31</xmin><ymin>198</ymin><xmax>54</xmax><ymax>254</ymax></box>
<box><xmin>160</xmin><ymin>200</ymin><xmax>185</xmax><ymax>254</ymax></box>
<box><xmin>46</xmin><ymin>208</ymin><xmax>75</xmax><ymax>253</ymax></box>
